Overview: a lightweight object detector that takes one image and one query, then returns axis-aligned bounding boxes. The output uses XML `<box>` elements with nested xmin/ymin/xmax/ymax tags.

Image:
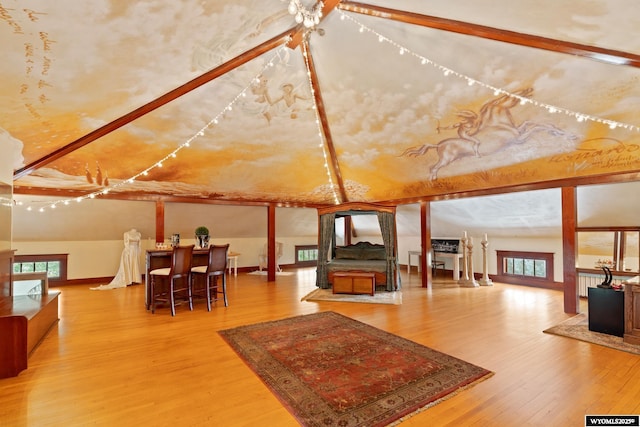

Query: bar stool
<box><xmin>191</xmin><ymin>244</ymin><xmax>229</xmax><ymax>310</ymax></box>
<box><xmin>149</xmin><ymin>245</ymin><xmax>194</xmax><ymax>316</ymax></box>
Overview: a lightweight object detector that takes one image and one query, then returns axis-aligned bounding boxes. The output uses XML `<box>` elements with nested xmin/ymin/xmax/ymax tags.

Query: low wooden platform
<box><xmin>0</xmin><ymin>291</ymin><xmax>60</xmax><ymax>378</ymax></box>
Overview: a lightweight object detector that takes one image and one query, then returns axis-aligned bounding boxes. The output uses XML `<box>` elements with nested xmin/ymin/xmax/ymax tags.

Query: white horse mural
<box><xmin>402</xmin><ymin>88</ymin><xmax>578</xmax><ymax>180</ymax></box>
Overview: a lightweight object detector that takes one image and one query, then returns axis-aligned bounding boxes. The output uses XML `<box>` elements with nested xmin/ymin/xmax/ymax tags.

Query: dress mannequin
<box><xmin>91</xmin><ymin>229</ymin><xmax>142</xmax><ymax>290</ymax></box>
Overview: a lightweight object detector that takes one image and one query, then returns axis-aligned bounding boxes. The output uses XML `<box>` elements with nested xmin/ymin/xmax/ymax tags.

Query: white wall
<box><xmin>385</xmin><ymin>233</ymin><xmax>566</xmax><ymax>282</ymax></box>
<box><xmin>11</xmin><ymin>197</ymin><xmax>320</xmax><ymax>280</ymax></box>
<box><xmin>12</xmin><ymin>236</ymin><xmax>321</xmax><ymax>280</ymax></box>
<box><xmin>11</xmin><ymin>181</ymin><xmax>640</xmax><ymax>282</ymax></box>
<box><xmin>14</xmin><ymin>240</ymin><xmax>133</xmax><ymax>280</ymax></box>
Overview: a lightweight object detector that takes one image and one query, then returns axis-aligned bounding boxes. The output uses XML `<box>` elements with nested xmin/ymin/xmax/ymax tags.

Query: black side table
<box><xmin>588</xmin><ymin>287</ymin><xmax>625</xmax><ymax>337</ymax></box>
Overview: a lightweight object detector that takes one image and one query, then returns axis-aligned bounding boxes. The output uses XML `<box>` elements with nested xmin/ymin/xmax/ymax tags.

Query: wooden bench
<box><xmin>332</xmin><ymin>271</ymin><xmax>376</xmax><ymax>296</ymax></box>
<box><xmin>0</xmin><ymin>291</ymin><xmax>60</xmax><ymax>378</ymax></box>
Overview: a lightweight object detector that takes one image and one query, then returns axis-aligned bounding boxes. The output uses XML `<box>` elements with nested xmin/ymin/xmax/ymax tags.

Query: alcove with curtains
<box><xmin>316</xmin><ymin>202</ymin><xmax>401</xmax><ymax>291</ymax></box>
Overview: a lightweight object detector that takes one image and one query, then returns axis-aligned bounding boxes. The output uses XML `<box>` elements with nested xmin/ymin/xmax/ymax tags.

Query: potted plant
<box><xmin>195</xmin><ymin>226</ymin><xmax>210</xmax><ymax>249</ymax></box>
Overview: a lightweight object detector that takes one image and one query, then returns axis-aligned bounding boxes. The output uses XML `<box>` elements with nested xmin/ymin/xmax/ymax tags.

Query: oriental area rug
<box><xmin>543</xmin><ymin>313</ymin><xmax>640</xmax><ymax>356</ymax></box>
<box><xmin>219</xmin><ymin>311</ymin><xmax>493</xmax><ymax>427</ymax></box>
<box><xmin>301</xmin><ymin>288</ymin><xmax>402</xmax><ymax>305</ymax></box>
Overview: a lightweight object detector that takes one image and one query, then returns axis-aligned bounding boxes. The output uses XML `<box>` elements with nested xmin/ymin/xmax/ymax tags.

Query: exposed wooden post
<box><xmin>155</xmin><ymin>201</ymin><xmax>165</xmax><ymax>244</ymax></box>
<box><xmin>267</xmin><ymin>205</ymin><xmax>276</xmax><ymax>282</ymax></box>
<box><xmin>344</xmin><ymin>216</ymin><xmax>352</xmax><ymax>246</ymax></box>
<box><xmin>420</xmin><ymin>201</ymin><xmax>432</xmax><ymax>288</ymax></box>
<box><xmin>562</xmin><ymin>187</ymin><xmax>579</xmax><ymax>314</ymax></box>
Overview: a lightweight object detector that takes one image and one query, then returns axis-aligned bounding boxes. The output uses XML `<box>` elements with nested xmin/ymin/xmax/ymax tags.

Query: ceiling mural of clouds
<box><xmin>3</xmin><ymin>0</ymin><xmax>639</xmax><ymax>209</ymax></box>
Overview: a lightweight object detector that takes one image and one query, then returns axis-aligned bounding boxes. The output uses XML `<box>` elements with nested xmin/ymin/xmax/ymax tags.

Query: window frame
<box><xmin>294</xmin><ymin>245</ymin><xmax>318</xmax><ymax>267</ymax></box>
<box><xmin>494</xmin><ymin>250</ymin><xmax>555</xmax><ymax>288</ymax></box>
<box><xmin>13</xmin><ymin>253</ymin><xmax>68</xmax><ymax>282</ymax></box>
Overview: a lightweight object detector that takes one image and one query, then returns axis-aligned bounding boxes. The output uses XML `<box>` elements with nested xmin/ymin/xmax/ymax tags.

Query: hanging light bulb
<box><xmin>287</xmin><ymin>0</ymin><xmax>323</xmax><ymax>28</ymax></box>
<box><xmin>288</xmin><ymin>0</ymin><xmax>297</xmax><ymax>15</ymax></box>
<box><xmin>304</xmin><ymin>16</ymin><xmax>313</xmax><ymax>27</ymax></box>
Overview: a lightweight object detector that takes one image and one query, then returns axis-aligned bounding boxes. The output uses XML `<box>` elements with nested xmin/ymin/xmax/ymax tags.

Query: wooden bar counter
<box><xmin>144</xmin><ymin>248</ymin><xmax>239</xmax><ymax>308</ymax></box>
<box><xmin>144</xmin><ymin>248</ymin><xmax>209</xmax><ymax>309</ymax></box>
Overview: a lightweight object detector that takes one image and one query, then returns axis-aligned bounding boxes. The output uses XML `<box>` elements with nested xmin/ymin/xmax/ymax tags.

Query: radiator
<box><xmin>578</xmin><ymin>272</ymin><xmax>625</xmax><ymax>297</ymax></box>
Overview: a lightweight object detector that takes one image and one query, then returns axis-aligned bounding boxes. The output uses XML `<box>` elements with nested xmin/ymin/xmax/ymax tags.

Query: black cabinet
<box><xmin>588</xmin><ymin>287</ymin><xmax>625</xmax><ymax>337</ymax></box>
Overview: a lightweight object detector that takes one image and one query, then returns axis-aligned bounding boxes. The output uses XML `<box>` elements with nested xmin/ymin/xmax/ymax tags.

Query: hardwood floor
<box><xmin>1</xmin><ymin>269</ymin><xmax>639</xmax><ymax>426</ymax></box>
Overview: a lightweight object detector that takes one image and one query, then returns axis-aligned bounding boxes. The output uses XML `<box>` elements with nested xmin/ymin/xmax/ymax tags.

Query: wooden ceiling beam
<box><xmin>339</xmin><ymin>1</ymin><xmax>640</xmax><ymax>68</ymax></box>
<box><xmin>14</xmin><ymin>169</ymin><xmax>640</xmax><ymax>209</ymax></box>
<box><xmin>11</xmin><ymin>185</ymin><xmax>331</xmax><ymax>208</ymax></box>
<box><xmin>302</xmin><ymin>37</ymin><xmax>349</xmax><ymax>203</ymax></box>
<box><xmin>13</xmin><ymin>29</ymin><xmax>296</xmax><ymax>180</ymax></box>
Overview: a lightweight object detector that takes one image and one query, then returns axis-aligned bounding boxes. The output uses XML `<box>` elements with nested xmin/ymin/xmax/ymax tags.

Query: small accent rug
<box><xmin>301</xmin><ymin>288</ymin><xmax>402</xmax><ymax>305</ymax></box>
<box><xmin>247</xmin><ymin>270</ymin><xmax>294</xmax><ymax>276</ymax></box>
<box><xmin>543</xmin><ymin>313</ymin><xmax>640</xmax><ymax>356</ymax></box>
<box><xmin>219</xmin><ymin>311</ymin><xmax>493</xmax><ymax>427</ymax></box>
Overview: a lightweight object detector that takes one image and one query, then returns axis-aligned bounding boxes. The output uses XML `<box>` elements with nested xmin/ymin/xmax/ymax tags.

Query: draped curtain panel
<box><xmin>377</xmin><ymin>211</ymin><xmax>401</xmax><ymax>291</ymax></box>
<box><xmin>316</xmin><ymin>213</ymin><xmax>335</xmax><ymax>289</ymax></box>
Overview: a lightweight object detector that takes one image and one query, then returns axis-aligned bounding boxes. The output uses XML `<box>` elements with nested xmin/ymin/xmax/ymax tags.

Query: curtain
<box><xmin>316</xmin><ymin>213</ymin><xmax>335</xmax><ymax>289</ymax></box>
<box><xmin>377</xmin><ymin>211</ymin><xmax>401</xmax><ymax>291</ymax></box>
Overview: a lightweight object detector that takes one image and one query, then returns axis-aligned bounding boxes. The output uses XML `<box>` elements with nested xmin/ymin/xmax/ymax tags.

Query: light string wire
<box><xmin>301</xmin><ymin>39</ymin><xmax>341</xmax><ymax>205</ymax></box>
<box><xmin>17</xmin><ymin>42</ymin><xmax>338</xmax><ymax>212</ymax></box>
<box><xmin>337</xmin><ymin>10</ymin><xmax>640</xmax><ymax>132</ymax></box>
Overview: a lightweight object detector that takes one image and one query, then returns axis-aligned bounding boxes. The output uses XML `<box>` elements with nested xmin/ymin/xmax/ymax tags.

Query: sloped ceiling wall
<box><xmin>12</xmin><ymin>181</ymin><xmax>639</xmax><ymax>242</ymax></box>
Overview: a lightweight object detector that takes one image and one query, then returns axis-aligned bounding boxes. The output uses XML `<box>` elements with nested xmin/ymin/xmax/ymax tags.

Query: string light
<box><xmin>337</xmin><ymin>10</ymin><xmax>639</xmax><ymax>133</ymax></box>
<box><xmin>302</xmin><ymin>41</ymin><xmax>341</xmax><ymax>205</ymax></box>
<box><xmin>19</xmin><ymin>45</ymin><xmax>315</xmax><ymax>212</ymax></box>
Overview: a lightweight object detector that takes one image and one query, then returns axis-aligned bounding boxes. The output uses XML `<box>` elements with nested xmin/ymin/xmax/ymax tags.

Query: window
<box><xmin>295</xmin><ymin>245</ymin><xmax>318</xmax><ymax>266</ymax></box>
<box><xmin>504</xmin><ymin>257</ymin><xmax>547</xmax><ymax>277</ymax></box>
<box><xmin>13</xmin><ymin>254</ymin><xmax>68</xmax><ymax>282</ymax></box>
<box><xmin>495</xmin><ymin>250</ymin><xmax>555</xmax><ymax>288</ymax></box>
<box><xmin>576</xmin><ymin>227</ymin><xmax>639</xmax><ymax>273</ymax></box>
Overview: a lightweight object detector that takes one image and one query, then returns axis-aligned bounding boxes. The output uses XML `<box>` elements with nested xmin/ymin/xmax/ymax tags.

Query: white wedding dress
<box><xmin>91</xmin><ymin>229</ymin><xmax>142</xmax><ymax>290</ymax></box>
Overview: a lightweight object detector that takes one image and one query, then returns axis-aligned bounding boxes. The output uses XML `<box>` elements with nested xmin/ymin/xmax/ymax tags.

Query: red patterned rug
<box><xmin>219</xmin><ymin>311</ymin><xmax>493</xmax><ymax>426</ymax></box>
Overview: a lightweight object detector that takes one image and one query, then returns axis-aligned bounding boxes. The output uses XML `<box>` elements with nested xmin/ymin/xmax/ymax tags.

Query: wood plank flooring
<box><xmin>1</xmin><ymin>269</ymin><xmax>639</xmax><ymax>426</ymax></box>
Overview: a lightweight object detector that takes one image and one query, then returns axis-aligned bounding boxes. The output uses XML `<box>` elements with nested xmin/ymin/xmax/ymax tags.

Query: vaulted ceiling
<box><xmin>4</xmin><ymin>0</ymin><xmax>640</xmax><ymax>212</ymax></box>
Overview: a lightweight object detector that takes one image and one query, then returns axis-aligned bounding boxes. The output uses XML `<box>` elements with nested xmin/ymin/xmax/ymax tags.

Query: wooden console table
<box><xmin>333</xmin><ymin>272</ymin><xmax>375</xmax><ymax>296</ymax></box>
<box><xmin>407</xmin><ymin>251</ymin><xmax>464</xmax><ymax>280</ymax></box>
